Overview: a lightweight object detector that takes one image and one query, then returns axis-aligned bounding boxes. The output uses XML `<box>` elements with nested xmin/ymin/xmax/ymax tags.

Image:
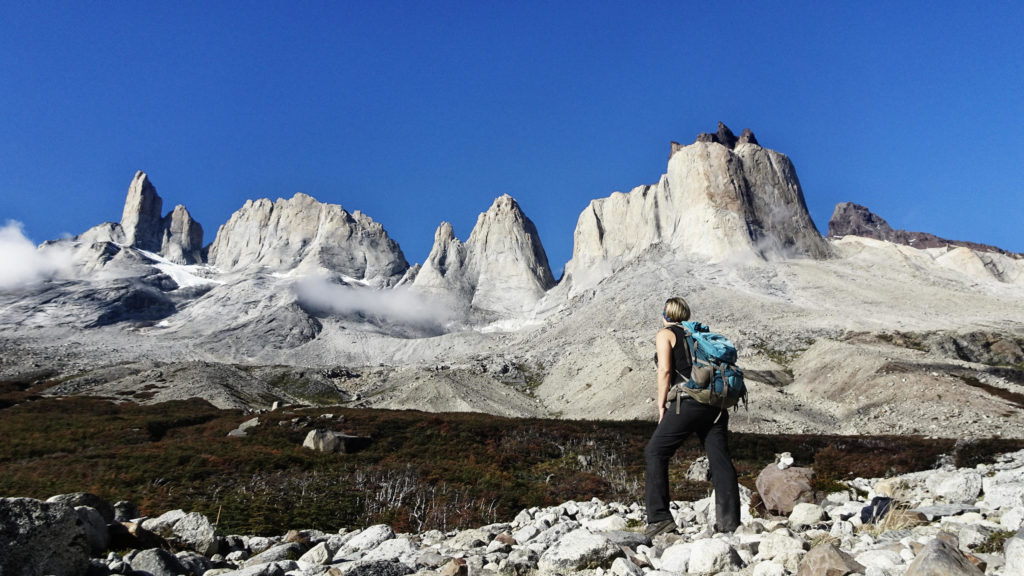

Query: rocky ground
<box><xmin>5</xmin><ymin>449</ymin><xmax>1024</xmax><ymax>576</ymax></box>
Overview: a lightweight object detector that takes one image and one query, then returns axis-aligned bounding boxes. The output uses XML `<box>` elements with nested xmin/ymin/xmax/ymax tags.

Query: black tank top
<box><xmin>654</xmin><ymin>325</ymin><xmax>693</xmax><ymax>384</ymax></box>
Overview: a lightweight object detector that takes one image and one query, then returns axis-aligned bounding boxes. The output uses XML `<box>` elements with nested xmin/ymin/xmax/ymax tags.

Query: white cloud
<box><xmin>293</xmin><ymin>276</ymin><xmax>463</xmax><ymax>333</ymax></box>
<box><xmin>0</xmin><ymin>221</ymin><xmax>74</xmax><ymax>290</ymax></box>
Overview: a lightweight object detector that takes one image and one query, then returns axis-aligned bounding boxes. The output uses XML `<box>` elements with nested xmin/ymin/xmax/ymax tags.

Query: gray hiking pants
<box><xmin>644</xmin><ymin>395</ymin><xmax>741</xmax><ymax>532</ymax></box>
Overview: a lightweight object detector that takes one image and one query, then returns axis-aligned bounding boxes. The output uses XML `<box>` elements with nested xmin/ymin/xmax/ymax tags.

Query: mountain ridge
<box><xmin>3</xmin><ymin>123</ymin><xmax>1023</xmax><ymax>439</ymax></box>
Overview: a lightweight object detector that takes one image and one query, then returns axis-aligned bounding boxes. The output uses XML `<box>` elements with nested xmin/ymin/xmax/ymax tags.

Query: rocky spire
<box><xmin>161</xmin><ymin>205</ymin><xmax>204</xmax><ymax>264</ymax></box>
<box><xmin>120</xmin><ymin>171</ymin><xmax>164</xmax><ymax>252</ymax></box>
<box><xmin>565</xmin><ymin>124</ymin><xmax>829</xmax><ymax>290</ymax></box>
<box><xmin>413</xmin><ymin>195</ymin><xmax>555</xmax><ymax>314</ymax></box>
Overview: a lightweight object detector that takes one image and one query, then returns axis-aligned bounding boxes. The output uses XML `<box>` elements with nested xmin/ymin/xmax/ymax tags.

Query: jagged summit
<box><xmin>207</xmin><ymin>193</ymin><xmax>409</xmax><ymax>286</ymax></box>
<box><xmin>72</xmin><ymin>171</ymin><xmax>204</xmax><ymax>265</ymax></box>
<box><xmin>413</xmin><ymin>194</ymin><xmax>554</xmax><ymax>314</ymax></box>
<box><xmin>566</xmin><ymin>124</ymin><xmax>829</xmax><ymax>291</ymax></box>
<box><xmin>829</xmin><ymin>202</ymin><xmax>1020</xmax><ymax>258</ymax></box>
<box><xmin>120</xmin><ymin>171</ymin><xmax>164</xmax><ymax>252</ymax></box>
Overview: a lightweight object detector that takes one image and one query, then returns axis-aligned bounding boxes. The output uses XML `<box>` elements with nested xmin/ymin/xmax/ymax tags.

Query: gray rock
<box><xmin>130</xmin><ymin>548</ymin><xmax>187</xmax><ymax>576</ymax></box>
<box><xmin>503</xmin><ymin>548</ymin><xmax>538</xmax><ymax>575</ymax></box>
<box><xmin>244</xmin><ymin>542</ymin><xmax>303</xmax><ymax>567</ymax></box>
<box><xmin>75</xmin><ymin>505</ymin><xmax>111</xmax><ymax>555</ymax></box>
<box><xmin>537</xmin><ymin>528</ymin><xmax>620</xmax><ymax>572</ymax></box>
<box><xmin>796</xmin><ymin>543</ymin><xmax>864</xmax><ymax>576</ymax></box>
<box><xmin>176</xmin><ymin>550</ymin><xmax>214</xmax><ymax>575</ymax></box>
<box><xmin>755</xmin><ymin>464</ymin><xmax>816</xmax><ymax>515</ymax></box>
<box><xmin>302</xmin><ymin>429</ymin><xmax>370</xmax><ymax>454</ymax></box>
<box><xmin>911</xmin><ymin>504</ymin><xmax>981</xmax><ymax>521</ymax></box>
<box><xmin>171</xmin><ymin>511</ymin><xmax>219</xmax><ymax>556</ymax></box>
<box><xmin>904</xmin><ymin>537</ymin><xmax>984</xmax><ymax>575</ymax></box>
<box><xmin>0</xmin><ymin>497</ymin><xmax>90</xmax><ymax>576</ymax></box>
<box><xmin>334</xmin><ymin>560</ymin><xmax>414</xmax><ymax>576</ymax></box>
<box><xmin>142</xmin><ymin>508</ymin><xmax>188</xmax><ymax>535</ymax></box>
<box><xmin>299</xmin><ymin>541</ymin><xmax>337</xmax><ymax>565</ymax></box>
<box><xmin>47</xmin><ymin>492</ymin><xmax>116</xmax><ymax>523</ymax></box>
<box><xmin>114</xmin><ymin>500</ymin><xmax>141</xmax><ymax>522</ymax></box>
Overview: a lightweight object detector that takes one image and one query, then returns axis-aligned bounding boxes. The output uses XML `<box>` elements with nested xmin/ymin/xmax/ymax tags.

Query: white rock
<box><xmin>610</xmin><ymin>556</ymin><xmax>643</xmax><ymax>576</ymax></box>
<box><xmin>537</xmin><ymin>528</ymin><xmax>618</xmax><ymax>572</ymax></box>
<box><xmin>1001</xmin><ymin>507</ymin><xmax>1024</xmax><ymax>530</ymax></box>
<box><xmin>755</xmin><ymin>531</ymin><xmax>806</xmax><ymax>561</ymax></box>
<box><xmin>926</xmin><ymin>470</ymin><xmax>983</xmax><ymax>503</ymax></box>
<box><xmin>1005</xmin><ymin>533</ymin><xmax>1024</xmax><ymax>575</ymax></box>
<box><xmin>338</xmin><ymin>524</ymin><xmax>394</xmax><ymax>554</ymax></box>
<box><xmin>658</xmin><ymin>542</ymin><xmax>693</xmax><ymax>573</ymax></box>
<box><xmin>298</xmin><ymin>542</ymin><xmax>333</xmax><ymax>565</ymax></box>
<box><xmin>789</xmin><ymin>503</ymin><xmax>825</xmax><ymax>527</ymax></box>
<box><xmin>582</xmin><ymin>514</ymin><xmax>628</xmax><ymax>532</ymax></box>
<box><xmin>360</xmin><ymin>537</ymin><xmax>417</xmax><ymax>562</ymax></box>
<box><xmin>512</xmin><ymin>524</ymin><xmax>539</xmax><ymax>544</ymax></box>
<box><xmin>687</xmin><ymin>537</ymin><xmax>743</xmax><ymax>574</ymax></box>
<box><xmin>752</xmin><ymin>560</ymin><xmax>787</xmax><ymax>576</ymax></box>
<box><xmin>855</xmin><ymin>548</ymin><xmax>903</xmax><ymax>570</ymax></box>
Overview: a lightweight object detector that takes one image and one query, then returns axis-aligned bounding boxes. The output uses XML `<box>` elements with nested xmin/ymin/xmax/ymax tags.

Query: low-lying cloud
<box><xmin>0</xmin><ymin>221</ymin><xmax>74</xmax><ymax>290</ymax></box>
<box><xmin>293</xmin><ymin>276</ymin><xmax>463</xmax><ymax>334</ymax></box>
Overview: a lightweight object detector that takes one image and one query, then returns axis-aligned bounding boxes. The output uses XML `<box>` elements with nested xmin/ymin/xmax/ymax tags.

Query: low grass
<box><xmin>1</xmin><ymin>396</ymin><xmax>1021</xmax><ymax>536</ymax></box>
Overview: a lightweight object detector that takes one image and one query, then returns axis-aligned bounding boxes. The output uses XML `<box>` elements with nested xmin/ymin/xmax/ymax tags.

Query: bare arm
<box><xmin>656</xmin><ymin>328</ymin><xmax>675</xmax><ymax>423</ymax></box>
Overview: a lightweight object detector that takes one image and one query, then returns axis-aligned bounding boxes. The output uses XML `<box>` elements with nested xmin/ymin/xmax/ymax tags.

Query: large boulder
<box><xmin>904</xmin><ymin>536</ymin><xmax>984</xmax><ymax>576</ymax></box>
<box><xmin>756</xmin><ymin>464</ymin><xmax>816</xmax><ymax>514</ymax></box>
<box><xmin>796</xmin><ymin>543</ymin><xmax>864</xmax><ymax>576</ymax></box>
<box><xmin>129</xmin><ymin>548</ymin><xmax>188</xmax><ymax>576</ymax></box>
<box><xmin>537</xmin><ymin>528</ymin><xmax>620</xmax><ymax>572</ymax></box>
<box><xmin>0</xmin><ymin>497</ymin><xmax>90</xmax><ymax>576</ymax></box>
<box><xmin>46</xmin><ymin>492</ymin><xmax>116</xmax><ymax>523</ymax></box>
<box><xmin>302</xmin><ymin>429</ymin><xmax>370</xmax><ymax>454</ymax></box>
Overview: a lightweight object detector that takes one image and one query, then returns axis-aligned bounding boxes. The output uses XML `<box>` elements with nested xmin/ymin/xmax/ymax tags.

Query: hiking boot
<box><xmin>644</xmin><ymin>519</ymin><xmax>677</xmax><ymax>539</ymax></box>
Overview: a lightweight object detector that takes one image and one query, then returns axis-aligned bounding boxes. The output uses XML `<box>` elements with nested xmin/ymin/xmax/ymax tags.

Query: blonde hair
<box><xmin>663</xmin><ymin>297</ymin><xmax>691</xmax><ymax>322</ymax></box>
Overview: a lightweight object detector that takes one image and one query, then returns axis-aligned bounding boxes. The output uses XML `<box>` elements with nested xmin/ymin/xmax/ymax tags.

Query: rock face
<box><xmin>121</xmin><ymin>171</ymin><xmax>164</xmax><ymax>252</ymax></box>
<box><xmin>0</xmin><ymin>497</ymin><xmax>90</xmax><ymax>576</ymax></box>
<box><xmin>828</xmin><ymin>202</ymin><xmax>1019</xmax><ymax>257</ymax></box>
<box><xmin>160</xmin><ymin>204</ymin><xmax>204</xmax><ymax>264</ymax></box>
<box><xmin>412</xmin><ymin>195</ymin><xmax>555</xmax><ymax>314</ymax></box>
<box><xmin>564</xmin><ymin>124</ymin><xmax>829</xmax><ymax>290</ymax></box>
<box><xmin>207</xmin><ymin>193</ymin><xmax>409</xmax><ymax>286</ymax></box>
<box><xmin>77</xmin><ymin>171</ymin><xmax>204</xmax><ymax>265</ymax></box>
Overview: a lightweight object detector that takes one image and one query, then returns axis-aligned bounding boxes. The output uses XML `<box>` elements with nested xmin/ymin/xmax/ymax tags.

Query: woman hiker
<box><xmin>644</xmin><ymin>296</ymin><xmax>741</xmax><ymax>538</ymax></box>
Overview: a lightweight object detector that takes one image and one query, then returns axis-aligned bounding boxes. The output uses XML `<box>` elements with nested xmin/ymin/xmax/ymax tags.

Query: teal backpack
<box><xmin>671</xmin><ymin>321</ymin><xmax>747</xmax><ymax>412</ymax></box>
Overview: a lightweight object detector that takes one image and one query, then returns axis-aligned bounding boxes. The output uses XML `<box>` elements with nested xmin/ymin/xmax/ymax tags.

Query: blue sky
<box><xmin>2</xmin><ymin>1</ymin><xmax>1022</xmax><ymax>274</ymax></box>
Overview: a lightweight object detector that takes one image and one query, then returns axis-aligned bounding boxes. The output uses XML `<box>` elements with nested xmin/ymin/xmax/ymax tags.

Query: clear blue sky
<box><xmin>2</xmin><ymin>1</ymin><xmax>1022</xmax><ymax>274</ymax></box>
